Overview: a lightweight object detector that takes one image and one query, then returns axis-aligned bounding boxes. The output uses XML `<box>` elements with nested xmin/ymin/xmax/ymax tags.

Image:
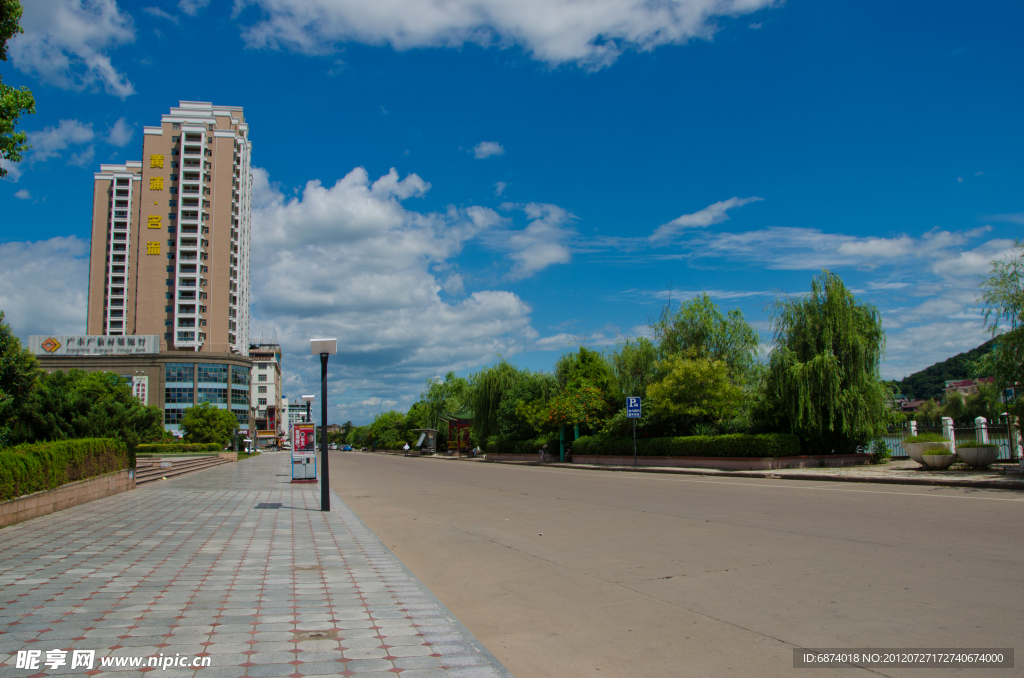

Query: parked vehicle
<box><xmin>342</xmin><ymin>445</ymin><xmax>352</xmax><ymax>451</ymax></box>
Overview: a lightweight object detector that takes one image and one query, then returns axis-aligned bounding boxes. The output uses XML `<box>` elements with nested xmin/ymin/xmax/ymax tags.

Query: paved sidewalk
<box><xmin>0</xmin><ymin>452</ymin><xmax>511</xmax><ymax>678</ymax></box>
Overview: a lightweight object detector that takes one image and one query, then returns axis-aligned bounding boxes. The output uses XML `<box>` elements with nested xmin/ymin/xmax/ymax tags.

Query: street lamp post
<box><xmin>311</xmin><ymin>338</ymin><xmax>338</xmax><ymax>512</ymax></box>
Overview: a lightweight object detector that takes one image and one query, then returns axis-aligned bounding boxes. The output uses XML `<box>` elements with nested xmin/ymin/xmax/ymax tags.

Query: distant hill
<box><xmin>892</xmin><ymin>338</ymin><xmax>996</xmax><ymax>400</ymax></box>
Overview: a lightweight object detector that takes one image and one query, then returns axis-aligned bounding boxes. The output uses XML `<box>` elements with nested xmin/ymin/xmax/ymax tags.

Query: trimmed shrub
<box><xmin>0</xmin><ymin>438</ymin><xmax>129</xmax><ymax>502</ymax></box>
<box><xmin>955</xmin><ymin>441</ymin><xmax>999</xmax><ymax>448</ymax></box>
<box><xmin>571</xmin><ymin>433</ymin><xmax>801</xmax><ymax>459</ymax></box>
<box><xmin>136</xmin><ymin>443</ymin><xmax>222</xmax><ymax>454</ymax></box>
<box><xmin>486</xmin><ymin>436</ymin><xmax>559</xmax><ymax>456</ymax></box>
<box><xmin>905</xmin><ymin>433</ymin><xmax>947</xmax><ymax>443</ymax></box>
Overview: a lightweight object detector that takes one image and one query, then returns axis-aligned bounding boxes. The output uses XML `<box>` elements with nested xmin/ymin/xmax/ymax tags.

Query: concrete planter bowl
<box><xmin>956</xmin><ymin>445</ymin><xmax>1001</xmax><ymax>469</ymax></box>
<box><xmin>920</xmin><ymin>452</ymin><xmax>957</xmax><ymax>470</ymax></box>
<box><xmin>905</xmin><ymin>441</ymin><xmax>952</xmax><ymax>466</ymax></box>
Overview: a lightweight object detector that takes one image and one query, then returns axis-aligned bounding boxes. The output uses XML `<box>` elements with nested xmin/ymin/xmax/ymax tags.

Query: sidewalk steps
<box><xmin>135</xmin><ymin>455</ymin><xmax>233</xmax><ymax>485</ymax></box>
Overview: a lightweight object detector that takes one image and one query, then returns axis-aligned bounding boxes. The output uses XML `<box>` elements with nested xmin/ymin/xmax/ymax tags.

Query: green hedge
<box><xmin>136</xmin><ymin>443</ymin><xmax>222</xmax><ymax>454</ymax></box>
<box><xmin>571</xmin><ymin>433</ymin><xmax>802</xmax><ymax>458</ymax></box>
<box><xmin>0</xmin><ymin>438</ymin><xmax>130</xmax><ymax>503</ymax></box>
<box><xmin>486</xmin><ymin>436</ymin><xmax>559</xmax><ymax>456</ymax></box>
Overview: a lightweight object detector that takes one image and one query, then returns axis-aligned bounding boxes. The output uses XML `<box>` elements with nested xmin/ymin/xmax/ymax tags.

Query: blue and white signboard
<box><xmin>627</xmin><ymin>397</ymin><xmax>641</xmax><ymax>419</ymax></box>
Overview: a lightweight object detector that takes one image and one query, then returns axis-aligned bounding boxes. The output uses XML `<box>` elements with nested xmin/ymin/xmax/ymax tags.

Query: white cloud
<box><xmin>473</xmin><ymin>141</ymin><xmax>505</xmax><ymax>159</ymax></box>
<box><xmin>494</xmin><ymin>181</ymin><xmax>507</xmax><ymax>196</ymax></box>
<box><xmin>68</xmin><ymin>145</ymin><xmax>96</xmax><ymax>167</ymax></box>
<box><xmin>27</xmin><ymin>119</ymin><xmax>95</xmax><ymax>164</ymax></box>
<box><xmin>0</xmin><ymin>237</ymin><xmax>90</xmax><ymax>340</ymax></box>
<box><xmin>988</xmin><ymin>213</ymin><xmax>1024</xmax><ymax>225</ymax></box>
<box><xmin>486</xmin><ymin>202</ymin><xmax>575</xmax><ymax>280</ymax></box>
<box><xmin>13</xmin><ymin>189</ymin><xmax>31</xmax><ymax>200</ymax></box>
<box><xmin>249</xmin><ymin>166</ymin><xmax>539</xmax><ymax>421</ymax></box>
<box><xmin>142</xmin><ymin>6</ymin><xmax>179</xmax><ymax>23</ymax></box>
<box><xmin>178</xmin><ymin>0</ymin><xmax>210</xmax><ymax>16</ymax></box>
<box><xmin>650</xmin><ymin>196</ymin><xmax>762</xmax><ymax>242</ymax></box>
<box><xmin>235</xmin><ymin>0</ymin><xmax>779</xmax><ymax>69</ymax></box>
<box><xmin>106</xmin><ymin>117</ymin><xmax>134</xmax><ymax>146</ymax></box>
<box><xmin>0</xmin><ymin>159</ymin><xmax>23</xmax><ymax>181</ymax></box>
<box><xmin>10</xmin><ymin>0</ymin><xmax>136</xmax><ymax>98</ymax></box>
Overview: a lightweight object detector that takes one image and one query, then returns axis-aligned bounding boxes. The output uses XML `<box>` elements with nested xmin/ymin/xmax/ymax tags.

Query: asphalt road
<box><xmin>328</xmin><ymin>452</ymin><xmax>1024</xmax><ymax>678</ymax></box>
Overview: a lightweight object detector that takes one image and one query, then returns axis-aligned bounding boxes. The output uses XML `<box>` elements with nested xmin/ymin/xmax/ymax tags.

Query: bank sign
<box><xmin>28</xmin><ymin>335</ymin><xmax>160</xmax><ymax>356</ymax></box>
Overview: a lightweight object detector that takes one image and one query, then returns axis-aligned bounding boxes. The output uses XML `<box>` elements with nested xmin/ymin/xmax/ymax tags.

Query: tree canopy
<box><xmin>0</xmin><ymin>309</ymin><xmax>36</xmax><ymax>446</ymax></box>
<box><xmin>652</xmin><ymin>293</ymin><xmax>760</xmax><ymax>380</ymax></box>
<box><xmin>978</xmin><ymin>240</ymin><xmax>1024</xmax><ymax>414</ymax></box>
<box><xmin>0</xmin><ymin>0</ymin><xmax>35</xmax><ymax>179</ymax></box>
<box><xmin>180</xmin><ymin>402</ymin><xmax>239</xmax><ymax>446</ymax></box>
<box><xmin>763</xmin><ymin>270</ymin><xmax>891</xmax><ymax>453</ymax></box>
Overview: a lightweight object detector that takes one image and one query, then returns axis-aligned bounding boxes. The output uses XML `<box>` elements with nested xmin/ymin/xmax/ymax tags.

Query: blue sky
<box><xmin>1</xmin><ymin>0</ymin><xmax>1022</xmax><ymax>424</ymax></box>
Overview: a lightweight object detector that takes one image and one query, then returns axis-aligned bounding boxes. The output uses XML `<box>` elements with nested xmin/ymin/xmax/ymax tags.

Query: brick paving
<box><xmin>0</xmin><ymin>452</ymin><xmax>512</xmax><ymax>678</ymax></box>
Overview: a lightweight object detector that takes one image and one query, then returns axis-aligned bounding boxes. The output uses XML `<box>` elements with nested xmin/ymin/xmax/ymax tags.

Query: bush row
<box><xmin>570</xmin><ymin>433</ymin><xmax>802</xmax><ymax>458</ymax></box>
<box><xmin>0</xmin><ymin>438</ymin><xmax>130</xmax><ymax>503</ymax></box>
<box><xmin>136</xmin><ymin>443</ymin><xmax>222</xmax><ymax>454</ymax></box>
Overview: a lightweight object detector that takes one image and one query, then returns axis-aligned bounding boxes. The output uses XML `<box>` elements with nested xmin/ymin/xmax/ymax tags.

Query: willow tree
<box><xmin>652</xmin><ymin>293</ymin><xmax>759</xmax><ymax>381</ymax></box>
<box><xmin>764</xmin><ymin>270</ymin><xmax>890</xmax><ymax>454</ymax></box>
<box><xmin>468</xmin><ymin>361</ymin><xmax>527</xmax><ymax>444</ymax></box>
<box><xmin>610</xmin><ymin>337</ymin><xmax>658</xmax><ymax>400</ymax></box>
<box><xmin>977</xmin><ymin>240</ymin><xmax>1024</xmax><ymax>414</ymax></box>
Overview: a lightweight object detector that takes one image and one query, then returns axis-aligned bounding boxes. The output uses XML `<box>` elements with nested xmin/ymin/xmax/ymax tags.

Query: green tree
<box><xmin>0</xmin><ymin>0</ymin><xmax>35</xmax><ymax>179</ymax></box>
<box><xmin>610</xmin><ymin>337</ymin><xmax>658</xmax><ymax>400</ymax></box>
<box><xmin>941</xmin><ymin>390</ymin><xmax>965</xmax><ymax>421</ymax></box>
<box><xmin>495</xmin><ymin>372</ymin><xmax>557</xmax><ymax>440</ymax></box>
<box><xmin>978</xmin><ymin>240</ymin><xmax>1024</xmax><ymax>415</ymax></box>
<box><xmin>546</xmin><ymin>379</ymin><xmax>607</xmax><ymax>430</ymax></box>
<box><xmin>652</xmin><ymin>293</ymin><xmax>760</xmax><ymax>381</ymax></box>
<box><xmin>763</xmin><ymin>270</ymin><xmax>891</xmax><ymax>454</ymax></box>
<box><xmin>469</xmin><ymin>361</ymin><xmax>526</xmax><ymax>443</ymax></box>
<box><xmin>913</xmin><ymin>398</ymin><xmax>942</xmax><ymax>424</ymax></box>
<box><xmin>964</xmin><ymin>383</ymin><xmax>1005</xmax><ymax>422</ymax></box>
<box><xmin>368</xmin><ymin>410</ymin><xmax>406</xmax><ymax>449</ymax></box>
<box><xmin>180</xmin><ymin>402</ymin><xmax>239</xmax><ymax>446</ymax></box>
<box><xmin>0</xmin><ymin>310</ymin><xmax>37</xmax><ymax>446</ymax></box>
<box><xmin>10</xmin><ymin>369</ymin><xmax>162</xmax><ymax>450</ymax></box>
<box><xmin>646</xmin><ymin>356</ymin><xmax>744</xmax><ymax>435</ymax></box>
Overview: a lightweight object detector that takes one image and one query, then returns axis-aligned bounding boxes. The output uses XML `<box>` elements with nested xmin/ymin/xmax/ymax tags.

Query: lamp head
<box><xmin>311</xmin><ymin>338</ymin><xmax>337</xmax><ymax>355</ymax></box>
<box><xmin>301</xmin><ymin>395</ymin><xmax>315</xmax><ymax>402</ymax></box>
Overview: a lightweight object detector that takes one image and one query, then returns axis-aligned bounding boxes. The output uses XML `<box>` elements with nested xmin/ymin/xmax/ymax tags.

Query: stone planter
<box><xmin>905</xmin><ymin>441</ymin><xmax>952</xmax><ymax>466</ymax></box>
<box><xmin>921</xmin><ymin>453</ymin><xmax>957</xmax><ymax>470</ymax></box>
<box><xmin>956</xmin><ymin>445</ymin><xmax>1000</xmax><ymax>469</ymax></box>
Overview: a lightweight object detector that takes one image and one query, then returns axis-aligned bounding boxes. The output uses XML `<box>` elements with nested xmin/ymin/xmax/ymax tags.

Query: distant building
<box><xmin>288</xmin><ymin>398</ymin><xmax>310</xmax><ymax>427</ymax></box>
<box><xmin>249</xmin><ymin>343</ymin><xmax>283</xmax><ymax>440</ymax></box>
<box><xmin>944</xmin><ymin>377</ymin><xmax>996</xmax><ymax>398</ymax></box>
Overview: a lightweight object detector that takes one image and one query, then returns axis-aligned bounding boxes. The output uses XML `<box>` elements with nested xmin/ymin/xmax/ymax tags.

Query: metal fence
<box><xmin>884</xmin><ymin>418</ymin><xmax>1019</xmax><ymax>462</ymax></box>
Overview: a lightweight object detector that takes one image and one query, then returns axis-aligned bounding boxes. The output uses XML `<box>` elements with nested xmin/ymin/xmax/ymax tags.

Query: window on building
<box><xmin>231</xmin><ymin>365</ymin><xmax>249</xmax><ymax>386</ymax></box>
<box><xmin>234</xmin><ymin>410</ymin><xmax>248</xmax><ymax>424</ymax></box>
<box><xmin>258</xmin><ymin>386</ymin><xmax>267</xmax><ymax>394</ymax></box>
<box><xmin>164</xmin><ymin>387</ymin><xmax>193</xmax><ymax>404</ymax></box>
<box><xmin>258</xmin><ymin>398</ymin><xmax>267</xmax><ymax>406</ymax></box>
<box><xmin>165</xmin><ymin>363</ymin><xmax>194</xmax><ymax>382</ymax></box>
<box><xmin>197</xmin><ymin>364</ymin><xmax>228</xmax><ymax>383</ymax></box>
<box><xmin>164</xmin><ymin>408</ymin><xmax>184</xmax><ymax>425</ymax></box>
<box><xmin>231</xmin><ymin>389</ymin><xmax>248</xmax><ymax>406</ymax></box>
<box><xmin>258</xmin><ymin>374</ymin><xmax>267</xmax><ymax>382</ymax></box>
<box><xmin>197</xmin><ymin>387</ymin><xmax>228</xmax><ymax>405</ymax></box>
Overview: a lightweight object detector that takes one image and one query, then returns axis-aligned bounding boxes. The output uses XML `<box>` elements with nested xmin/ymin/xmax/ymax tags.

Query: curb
<box><xmin>405</xmin><ymin>453</ymin><xmax>1024</xmax><ymax>491</ymax></box>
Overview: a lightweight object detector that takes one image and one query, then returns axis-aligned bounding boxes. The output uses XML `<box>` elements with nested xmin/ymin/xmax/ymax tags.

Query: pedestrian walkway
<box><xmin>0</xmin><ymin>452</ymin><xmax>512</xmax><ymax>678</ymax></box>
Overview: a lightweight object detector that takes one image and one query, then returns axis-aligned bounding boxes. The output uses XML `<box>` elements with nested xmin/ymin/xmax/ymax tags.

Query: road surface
<box><xmin>329</xmin><ymin>452</ymin><xmax>1023</xmax><ymax>677</ymax></box>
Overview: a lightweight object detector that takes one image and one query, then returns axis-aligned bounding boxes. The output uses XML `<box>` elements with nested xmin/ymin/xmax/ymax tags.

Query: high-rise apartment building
<box><xmin>87</xmin><ymin>101</ymin><xmax>253</xmax><ymax>354</ymax></box>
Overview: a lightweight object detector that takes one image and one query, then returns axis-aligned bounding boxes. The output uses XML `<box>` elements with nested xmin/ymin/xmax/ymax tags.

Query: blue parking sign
<box><xmin>627</xmin><ymin>397</ymin><xmax>641</xmax><ymax>419</ymax></box>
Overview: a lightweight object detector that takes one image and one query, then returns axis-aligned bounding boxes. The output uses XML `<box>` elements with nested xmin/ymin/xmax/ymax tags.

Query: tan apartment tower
<box><xmin>87</xmin><ymin>101</ymin><xmax>253</xmax><ymax>354</ymax></box>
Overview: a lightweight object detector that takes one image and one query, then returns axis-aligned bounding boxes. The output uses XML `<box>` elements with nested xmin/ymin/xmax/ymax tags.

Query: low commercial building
<box><xmin>249</xmin><ymin>342</ymin><xmax>283</xmax><ymax>444</ymax></box>
<box><xmin>29</xmin><ymin>334</ymin><xmax>251</xmax><ymax>434</ymax></box>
